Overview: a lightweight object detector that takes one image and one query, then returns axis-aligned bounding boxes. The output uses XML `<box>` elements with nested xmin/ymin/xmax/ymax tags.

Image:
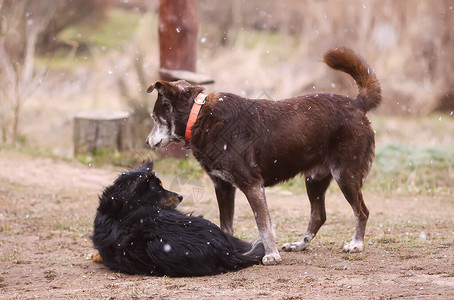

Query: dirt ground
<box><xmin>0</xmin><ymin>151</ymin><xmax>453</xmax><ymax>299</ymax></box>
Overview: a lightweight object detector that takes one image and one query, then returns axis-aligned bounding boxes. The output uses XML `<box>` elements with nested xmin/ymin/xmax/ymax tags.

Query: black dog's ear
<box><xmin>145</xmin><ymin>160</ymin><xmax>154</xmax><ymax>170</ymax></box>
<box><xmin>140</xmin><ymin>160</ymin><xmax>154</xmax><ymax>175</ymax></box>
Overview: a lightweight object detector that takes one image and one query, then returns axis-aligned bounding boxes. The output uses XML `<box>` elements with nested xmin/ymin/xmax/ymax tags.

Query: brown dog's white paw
<box><xmin>262</xmin><ymin>252</ymin><xmax>282</xmax><ymax>265</ymax></box>
<box><xmin>282</xmin><ymin>241</ymin><xmax>308</xmax><ymax>252</ymax></box>
<box><xmin>92</xmin><ymin>251</ymin><xmax>103</xmax><ymax>263</ymax></box>
<box><xmin>342</xmin><ymin>239</ymin><xmax>364</xmax><ymax>253</ymax></box>
<box><xmin>282</xmin><ymin>234</ymin><xmax>314</xmax><ymax>252</ymax></box>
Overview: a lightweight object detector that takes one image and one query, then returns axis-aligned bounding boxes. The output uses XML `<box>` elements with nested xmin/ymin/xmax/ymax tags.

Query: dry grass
<box><xmin>14</xmin><ymin>1</ymin><xmax>453</xmax><ymax>156</ymax></box>
<box><xmin>198</xmin><ymin>0</ymin><xmax>454</xmax><ymax>113</ymax></box>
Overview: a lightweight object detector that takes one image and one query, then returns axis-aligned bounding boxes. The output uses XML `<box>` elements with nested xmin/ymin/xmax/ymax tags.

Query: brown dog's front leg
<box><xmin>243</xmin><ymin>185</ymin><xmax>282</xmax><ymax>265</ymax></box>
<box><xmin>211</xmin><ymin>176</ymin><xmax>236</xmax><ymax>235</ymax></box>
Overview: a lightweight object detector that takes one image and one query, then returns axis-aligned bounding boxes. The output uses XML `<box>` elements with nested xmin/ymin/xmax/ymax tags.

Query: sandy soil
<box><xmin>0</xmin><ymin>151</ymin><xmax>453</xmax><ymax>299</ymax></box>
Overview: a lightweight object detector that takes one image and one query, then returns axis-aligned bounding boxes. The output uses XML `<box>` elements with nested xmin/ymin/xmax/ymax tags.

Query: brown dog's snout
<box><xmin>178</xmin><ymin>194</ymin><xmax>183</xmax><ymax>202</ymax></box>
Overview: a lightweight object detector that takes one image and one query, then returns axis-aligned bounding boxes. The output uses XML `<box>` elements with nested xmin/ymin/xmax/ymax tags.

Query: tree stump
<box><xmin>432</xmin><ymin>89</ymin><xmax>454</xmax><ymax>114</ymax></box>
<box><xmin>74</xmin><ymin>111</ymin><xmax>132</xmax><ymax>156</ymax></box>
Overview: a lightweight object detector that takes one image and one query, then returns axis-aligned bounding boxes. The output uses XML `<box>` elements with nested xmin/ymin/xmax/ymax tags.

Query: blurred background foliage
<box><xmin>0</xmin><ymin>0</ymin><xmax>453</xmax><ymax>194</ymax></box>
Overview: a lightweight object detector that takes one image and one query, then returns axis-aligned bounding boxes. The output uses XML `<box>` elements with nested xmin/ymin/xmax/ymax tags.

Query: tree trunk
<box><xmin>74</xmin><ymin>111</ymin><xmax>132</xmax><ymax>156</ymax></box>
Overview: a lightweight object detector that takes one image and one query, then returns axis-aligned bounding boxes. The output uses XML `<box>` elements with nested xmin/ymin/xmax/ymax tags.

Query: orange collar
<box><xmin>185</xmin><ymin>93</ymin><xmax>207</xmax><ymax>142</ymax></box>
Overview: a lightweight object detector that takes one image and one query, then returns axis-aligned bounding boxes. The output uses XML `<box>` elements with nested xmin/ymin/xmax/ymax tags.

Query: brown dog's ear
<box><xmin>146</xmin><ymin>80</ymin><xmax>167</xmax><ymax>94</ymax></box>
<box><xmin>146</xmin><ymin>80</ymin><xmax>201</xmax><ymax>100</ymax></box>
<box><xmin>146</xmin><ymin>83</ymin><xmax>156</xmax><ymax>93</ymax></box>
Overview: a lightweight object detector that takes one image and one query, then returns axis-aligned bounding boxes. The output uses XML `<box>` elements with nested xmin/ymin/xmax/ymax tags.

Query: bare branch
<box><xmin>21</xmin><ymin>3</ymin><xmax>56</xmax><ymax>86</ymax></box>
<box><xmin>0</xmin><ymin>0</ymin><xmax>56</xmax><ymax>144</ymax></box>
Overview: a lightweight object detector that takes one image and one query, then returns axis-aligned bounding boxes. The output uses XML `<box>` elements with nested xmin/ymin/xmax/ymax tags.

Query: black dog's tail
<box><xmin>239</xmin><ymin>238</ymin><xmax>266</xmax><ymax>262</ymax></box>
<box><xmin>227</xmin><ymin>237</ymin><xmax>265</xmax><ymax>268</ymax></box>
<box><xmin>324</xmin><ymin>47</ymin><xmax>381</xmax><ymax>112</ymax></box>
<box><xmin>245</xmin><ymin>239</ymin><xmax>265</xmax><ymax>261</ymax></box>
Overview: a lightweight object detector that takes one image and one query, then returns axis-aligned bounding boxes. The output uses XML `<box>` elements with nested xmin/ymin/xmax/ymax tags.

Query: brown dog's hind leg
<box><xmin>342</xmin><ymin>190</ymin><xmax>369</xmax><ymax>252</ymax></box>
<box><xmin>283</xmin><ymin>175</ymin><xmax>332</xmax><ymax>252</ymax></box>
<box><xmin>242</xmin><ymin>184</ymin><xmax>282</xmax><ymax>265</ymax></box>
<box><xmin>211</xmin><ymin>176</ymin><xmax>236</xmax><ymax>235</ymax></box>
<box><xmin>334</xmin><ymin>170</ymin><xmax>369</xmax><ymax>253</ymax></box>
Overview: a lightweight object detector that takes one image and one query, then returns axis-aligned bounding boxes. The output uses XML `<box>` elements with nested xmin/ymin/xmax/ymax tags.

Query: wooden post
<box><xmin>159</xmin><ymin>0</ymin><xmax>198</xmax><ymax>80</ymax></box>
<box><xmin>156</xmin><ymin>0</ymin><xmax>198</xmax><ymax>158</ymax></box>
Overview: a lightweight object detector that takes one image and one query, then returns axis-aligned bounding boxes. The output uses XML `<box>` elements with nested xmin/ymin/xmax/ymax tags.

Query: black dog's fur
<box><xmin>92</xmin><ymin>162</ymin><xmax>264</xmax><ymax>276</ymax></box>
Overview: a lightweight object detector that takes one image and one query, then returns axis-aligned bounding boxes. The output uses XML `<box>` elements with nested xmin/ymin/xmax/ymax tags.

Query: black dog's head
<box><xmin>98</xmin><ymin>162</ymin><xmax>183</xmax><ymax>217</ymax></box>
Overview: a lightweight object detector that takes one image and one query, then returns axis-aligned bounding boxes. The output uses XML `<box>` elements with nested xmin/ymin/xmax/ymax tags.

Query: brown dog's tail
<box><xmin>324</xmin><ymin>47</ymin><xmax>381</xmax><ymax>112</ymax></box>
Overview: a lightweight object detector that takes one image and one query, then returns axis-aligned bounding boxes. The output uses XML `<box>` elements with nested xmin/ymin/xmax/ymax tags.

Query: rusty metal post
<box><xmin>159</xmin><ymin>0</ymin><xmax>198</xmax><ymax>80</ymax></box>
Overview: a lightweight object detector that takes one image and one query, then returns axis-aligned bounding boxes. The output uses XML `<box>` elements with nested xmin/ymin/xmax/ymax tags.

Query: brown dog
<box><xmin>146</xmin><ymin>47</ymin><xmax>381</xmax><ymax>265</ymax></box>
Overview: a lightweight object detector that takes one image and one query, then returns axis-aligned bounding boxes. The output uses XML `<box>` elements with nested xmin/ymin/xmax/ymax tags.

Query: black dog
<box><xmin>92</xmin><ymin>162</ymin><xmax>264</xmax><ymax>276</ymax></box>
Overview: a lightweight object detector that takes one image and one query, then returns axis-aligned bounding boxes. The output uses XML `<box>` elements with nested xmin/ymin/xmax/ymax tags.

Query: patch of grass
<box><xmin>277</xmin><ymin>143</ymin><xmax>454</xmax><ymax>195</ymax></box>
<box><xmin>44</xmin><ymin>269</ymin><xmax>57</xmax><ymax>280</ymax></box>
<box><xmin>75</xmin><ymin>149</ymin><xmax>155</xmax><ymax>168</ymax></box>
<box><xmin>0</xmin><ymin>144</ymin><xmax>63</xmax><ymax>161</ymax></box>
<box><xmin>373</xmin><ymin>237</ymin><xmax>398</xmax><ymax>246</ymax></box>
<box><xmin>49</xmin><ymin>212</ymin><xmax>94</xmax><ymax>235</ymax></box>
<box><xmin>342</xmin><ymin>254</ymin><xmax>364</xmax><ymax>261</ymax></box>
<box><xmin>74</xmin><ymin>142</ymin><xmax>453</xmax><ymax>197</ymax></box>
<box><xmin>235</xmin><ymin>29</ymin><xmax>298</xmax><ymax>56</ymax></box>
<box><xmin>153</xmin><ymin>157</ymin><xmax>204</xmax><ymax>178</ymax></box>
<box><xmin>277</xmin><ymin>177</ymin><xmax>307</xmax><ymax>194</ymax></box>
<box><xmin>38</xmin><ymin>8</ymin><xmax>151</xmax><ymax>71</ymax></box>
<box><xmin>75</xmin><ymin>150</ymin><xmax>206</xmax><ymax>179</ymax></box>
<box><xmin>59</xmin><ymin>9</ymin><xmax>143</xmax><ymax>51</ymax></box>
<box><xmin>53</xmin><ymin>222</ymin><xmax>74</xmax><ymax>232</ymax></box>
<box><xmin>367</xmin><ymin>144</ymin><xmax>454</xmax><ymax>194</ymax></box>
